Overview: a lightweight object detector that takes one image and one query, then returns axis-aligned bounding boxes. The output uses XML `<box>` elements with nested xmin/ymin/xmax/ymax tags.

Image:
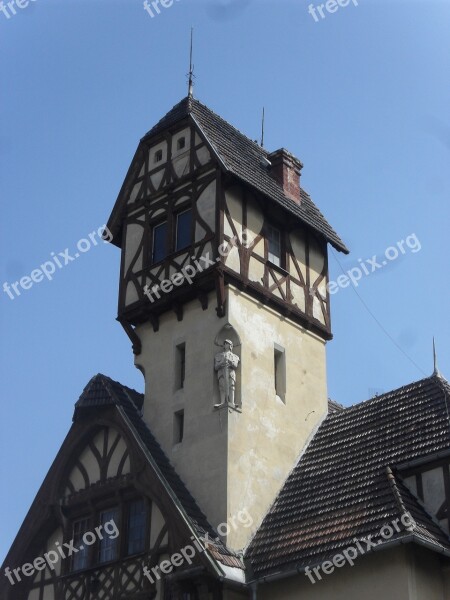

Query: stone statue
<box><xmin>214</xmin><ymin>340</ymin><xmax>240</xmax><ymax>408</ymax></box>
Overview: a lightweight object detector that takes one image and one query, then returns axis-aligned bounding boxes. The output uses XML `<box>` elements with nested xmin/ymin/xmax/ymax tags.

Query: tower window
<box><xmin>98</xmin><ymin>508</ymin><xmax>119</xmax><ymax>563</ymax></box>
<box><xmin>154</xmin><ymin>149</ymin><xmax>163</xmax><ymax>163</ymax></box>
<box><xmin>152</xmin><ymin>220</ymin><xmax>168</xmax><ymax>264</ymax></box>
<box><xmin>267</xmin><ymin>225</ymin><xmax>282</xmax><ymax>267</ymax></box>
<box><xmin>126</xmin><ymin>499</ymin><xmax>147</xmax><ymax>556</ymax></box>
<box><xmin>175</xmin><ymin>342</ymin><xmax>186</xmax><ymax>389</ymax></box>
<box><xmin>176</xmin><ymin>209</ymin><xmax>193</xmax><ymax>251</ymax></box>
<box><xmin>177</xmin><ymin>137</ymin><xmax>186</xmax><ymax>150</ymax></box>
<box><xmin>174</xmin><ymin>410</ymin><xmax>184</xmax><ymax>444</ymax></box>
<box><xmin>274</xmin><ymin>344</ymin><xmax>286</xmax><ymax>402</ymax></box>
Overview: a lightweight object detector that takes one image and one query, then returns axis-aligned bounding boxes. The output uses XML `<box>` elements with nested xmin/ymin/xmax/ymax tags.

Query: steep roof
<box><xmin>247</xmin><ymin>374</ymin><xmax>450</xmax><ymax>577</ymax></box>
<box><xmin>75</xmin><ymin>374</ymin><xmax>243</xmax><ymax>570</ymax></box>
<box><xmin>110</xmin><ymin>96</ymin><xmax>348</xmax><ymax>254</ymax></box>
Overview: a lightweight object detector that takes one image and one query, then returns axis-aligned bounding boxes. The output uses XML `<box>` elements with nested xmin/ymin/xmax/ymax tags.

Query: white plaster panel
<box><xmin>248</xmin><ymin>256</ymin><xmax>264</xmax><ymax>285</ymax></box>
<box><xmin>124</xmin><ymin>223</ymin><xmax>144</xmax><ymax>272</ymax></box>
<box><xmin>150</xmin><ymin>169</ymin><xmax>165</xmax><ymax>191</ymax></box>
<box><xmin>106</xmin><ymin>435</ymin><xmax>129</xmax><ymax>478</ymax></box>
<box><xmin>150</xmin><ymin>503</ymin><xmax>166</xmax><ymax>549</ymax></box>
<box><xmin>290</xmin><ymin>281</ymin><xmax>305</xmax><ymax>312</ymax></box>
<box><xmin>196</xmin><ymin>145</ymin><xmax>211</xmax><ymax>165</ymax></box>
<box><xmin>290</xmin><ymin>230</ymin><xmax>307</xmax><ymax>280</ymax></box>
<box><xmin>129</xmin><ymin>182</ymin><xmax>142</xmax><ymax>204</ymax></box>
<box><xmin>309</xmin><ymin>236</ymin><xmax>325</xmax><ymax>284</ymax></box>
<box><xmin>195</xmin><ymin>179</ymin><xmax>216</xmax><ymax>240</ymax></box>
<box><xmin>225</xmin><ymin>186</ymin><xmax>243</xmax><ymax>239</ymax></box>
<box><xmin>126</xmin><ymin>281</ymin><xmax>139</xmax><ymax>306</ymax></box>
<box><xmin>225</xmin><ymin>245</ymin><xmax>241</xmax><ymax>274</ymax></box>
<box><xmin>422</xmin><ymin>467</ymin><xmax>445</xmax><ymax>514</ymax></box>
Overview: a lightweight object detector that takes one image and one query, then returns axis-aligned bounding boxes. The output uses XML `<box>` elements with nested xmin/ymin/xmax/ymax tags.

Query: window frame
<box><xmin>67</xmin><ymin>497</ymin><xmax>149</xmax><ymax>574</ymax></box>
<box><xmin>151</xmin><ymin>219</ymin><xmax>169</xmax><ymax>265</ymax></box>
<box><xmin>149</xmin><ymin>204</ymin><xmax>193</xmax><ymax>266</ymax></box>
<box><xmin>175</xmin><ymin>208</ymin><xmax>193</xmax><ymax>253</ymax></box>
<box><xmin>274</xmin><ymin>344</ymin><xmax>286</xmax><ymax>403</ymax></box>
<box><xmin>98</xmin><ymin>507</ymin><xmax>120</xmax><ymax>565</ymax></box>
<box><xmin>125</xmin><ymin>498</ymin><xmax>148</xmax><ymax>557</ymax></box>
<box><xmin>266</xmin><ymin>224</ymin><xmax>284</xmax><ymax>269</ymax></box>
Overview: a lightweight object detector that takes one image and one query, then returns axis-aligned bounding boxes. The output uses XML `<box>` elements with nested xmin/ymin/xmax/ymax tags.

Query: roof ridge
<box><xmin>190</xmin><ymin>97</ymin><xmax>269</xmax><ymax>155</ymax></box>
<box><xmin>330</xmin><ymin>373</ymin><xmax>447</xmax><ymax>417</ymax></box>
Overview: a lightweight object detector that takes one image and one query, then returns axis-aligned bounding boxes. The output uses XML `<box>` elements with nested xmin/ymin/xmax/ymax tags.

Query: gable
<box><xmin>1</xmin><ymin>376</ymin><xmax>229</xmax><ymax>600</ymax></box>
<box><xmin>64</xmin><ymin>426</ymin><xmax>131</xmax><ymax>496</ymax></box>
<box><xmin>107</xmin><ymin>117</ymin><xmax>217</xmax><ymax>250</ymax></box>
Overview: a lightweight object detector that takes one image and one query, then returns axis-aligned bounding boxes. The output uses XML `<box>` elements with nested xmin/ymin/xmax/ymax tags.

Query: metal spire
<box><xmin>188</xmin><ymin>28</ymin><xmax>194</xmax><ymax>98</ymax></box>
<box><xmin>261</xmin><ymin>107</ymin><xmax>265</xmax><ymax>148</ymax></box>
<box><xmin>433</xmin><ymin>337</ymin><xmax>440</xmax><ymax>376</ymax></box>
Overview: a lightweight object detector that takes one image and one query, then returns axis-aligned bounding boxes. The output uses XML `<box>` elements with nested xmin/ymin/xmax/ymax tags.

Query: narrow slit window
<box><xmin>174</xmin><ymin>410</ymin><xmax>184</xmax><ymax>444</ymax></box>
<box><xmin>268</xmin><ymin>225</ymin><xmax>282</xmax><ymax>267</ymax></box>
<box><xmin>152</xmin><ymin>221</ymin><xmax>168</xmax><ymax>264</ymax></box>
<box><xmin>177</xmin><ymin>137</ymin><xmax>186</xmax><ymax>150</ymax></box>
<box><xmin>176</xmin><ymin>343</ymin><xmax>186</xmax><ymax>389</ymax></box>
<box><xmin>176</xmin><ymin>209</ymin><xmax>192</xmax><ymax>251</ymax></box>
<box><xmin>274</xmin><ymin>345</ymin><xmax>286</xmax><ymax>402</ymax></box>
<box><xmin>154</xmin><ymin>149</ymin><xmax>163</xmax><ymax>163</ymax></box>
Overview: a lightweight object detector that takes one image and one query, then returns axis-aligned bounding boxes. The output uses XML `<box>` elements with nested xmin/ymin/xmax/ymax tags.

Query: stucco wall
<box><xmin>136</xmin><ymin>285</ymin><xmax>328</xmax><ymax>551</ymax></box>
<box><xmin>256</xmin><ymin>546</ymin><xmax>446</xmax><ymax>600</ymax></box>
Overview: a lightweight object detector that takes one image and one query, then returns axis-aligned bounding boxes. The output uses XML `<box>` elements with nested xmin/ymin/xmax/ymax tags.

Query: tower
<box><xmin>107</xmin><ymin>96</ymin><xmax>348</xmax><ymax>551</ymax></box>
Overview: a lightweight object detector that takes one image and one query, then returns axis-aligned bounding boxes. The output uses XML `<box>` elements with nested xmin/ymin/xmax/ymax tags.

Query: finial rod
<box><xmin>433</xmin><ymin>337</ymin><xmax>440</xmax><ymax>376</ymax></box>
<box><xmin>261</xmin><ymin>107</ymin><xmax>265</xmax><ymax>148</ymax></box>
<box><xmin>188</xmin><ymin>27</ymin><xmax>194</xmax><ymax>98</ymax></box>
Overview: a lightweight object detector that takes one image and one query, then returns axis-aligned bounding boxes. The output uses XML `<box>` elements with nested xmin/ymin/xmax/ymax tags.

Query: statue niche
<box><xmin>214</xmin><ymin>325</ymin><xmax>241</xmax><ymax>409</ymax></box>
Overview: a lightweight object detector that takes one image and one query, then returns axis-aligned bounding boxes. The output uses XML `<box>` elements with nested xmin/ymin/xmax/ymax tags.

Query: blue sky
<box><xmin>1</xmin><ymin>0</ymin><xmax>449</xmax><ymax>563</ymax></box>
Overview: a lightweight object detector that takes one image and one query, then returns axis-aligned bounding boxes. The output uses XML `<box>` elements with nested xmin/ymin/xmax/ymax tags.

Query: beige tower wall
<box><xmin>226</xmin><ymin>287</ymin><xmax>328</xmax><ymax>550</ymax></box>
<box><xmin>135</xmin><ymin>284</ymin><xmax>328</xmax><ymax>552</ymax></box>
<box><xmin>136</xmin><ymin>292</ymin><xmax>230</xmax><ymax>533</ymax></box>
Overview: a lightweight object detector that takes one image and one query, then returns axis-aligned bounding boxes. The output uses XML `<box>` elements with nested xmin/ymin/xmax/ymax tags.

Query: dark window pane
<box><xmin>72</xmin><ymin>518</ymin><xmax>90</xmax><ymax>571</ymax></box>
<box><xmin>98</xmin><ymin>508</ymin><xmax>119</xmax><ymax>564</ymax></box>
<box><xmin>174</xmin><ymin>411</ymin><xmax>184</xmax><ymax>444</ymax></box>
<box><xmin>176</xmin><ymin>343</ymin><xmax>186</xmax><ymax>389</ymax></box>
<box><xmin>152</xmin><ymin>221</ymin><xmax>168</xmax><ymax>263</ymax></box>
<box><xmin>127</xmin><ymin>499</ymin><xmax>147</xmax><ymax>556</ymax></box>
<box><xmin>268</xmin><ymin>225</ymin><xmax>281</xmax><ymax>267</ymax></box>
<box><xmin>176</xmin><ymin>210</ymin><xmax>192</xmax><ymax>251</ymax></box>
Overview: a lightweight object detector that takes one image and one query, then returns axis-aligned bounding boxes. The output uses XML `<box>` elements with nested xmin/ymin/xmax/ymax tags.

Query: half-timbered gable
<box><xmin>1</xmin><ymin>375</ymin><xmax>239</xmax><ymax>600</ymax></box>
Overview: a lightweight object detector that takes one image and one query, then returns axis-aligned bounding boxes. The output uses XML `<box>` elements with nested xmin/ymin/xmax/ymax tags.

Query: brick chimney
<box><xmin>268</xmin><ymin>148</ymin><xmax>303</xmax><ymax>205</ymax></box>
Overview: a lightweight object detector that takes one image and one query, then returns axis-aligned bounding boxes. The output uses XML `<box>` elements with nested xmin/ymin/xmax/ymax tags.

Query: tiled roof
<box><xmin>75</xmin><ymin>374</ymin><xmax>243</xmax><ymax>570</ymax></box>
<box><xmin>143</xmin><ymin>97</ymin><xmax>348</xmax><ymax>254</ymax></box>
<box><xmin>246</xmin><ymin>374</ymin><xmax>450</xmax><ymax>577</ymax></box>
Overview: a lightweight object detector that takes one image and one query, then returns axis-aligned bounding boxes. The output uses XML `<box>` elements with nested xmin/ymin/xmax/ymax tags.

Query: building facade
<box><xmin>2</xmin><ymin>95</ymin><xmax>450</xmax><ymax>600</ymax></box>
